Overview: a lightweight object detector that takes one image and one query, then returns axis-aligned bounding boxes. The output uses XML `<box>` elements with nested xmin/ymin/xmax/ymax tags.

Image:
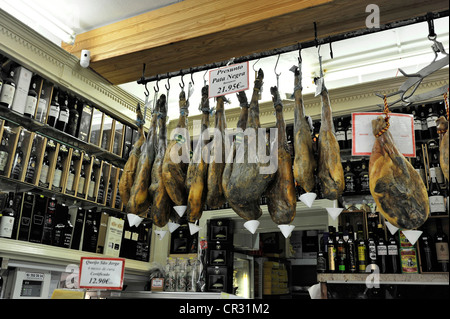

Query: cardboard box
<box><xmin>151</xmin><ymin>278</ymin><xmax>165</xmax><ymax>291</ymax></box>
<box><xmin>104</xmin><ymin>216</ymin><xmax>124</xmax><ymax>257</ymax></box>
<box><xmin>11</xmin><ymin>66</ymin><xmax>33</xmax><ymax>114</ymax></box>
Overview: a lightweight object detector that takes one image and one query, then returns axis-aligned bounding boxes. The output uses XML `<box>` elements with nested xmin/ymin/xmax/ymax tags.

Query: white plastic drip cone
<box><xmin>402</xmin><ymin>230</ymin><xmax>423</xmax><ymax>245</ymax></box>
<box><xmin>188</xmin><ymin>222</ymin><xmax>201</xmax><ymax>235</ymax></box>
<box><xmin>243</xmin><ymin>220</ymin><xmax>260</xmax><ymax>234</ymax></box>
<box><xmin>326</xmin><ymin>208</ymin><xmax>343</xmax><ymax>220</ymax></box>
<box><xmin>155</xmin><ymin>230</ymin><xmax>167</xmax><ymax>240</ymax></box>
<box><xmin>168</xmin><ymin>221</ymin><xmax>181</xmax><ymax>233</ymax></box>
<box><xmin>127</xmin><ymin>213</ymin><xmax>144</xmax><ymax>227</ymax></box>
<box><xmin>173</xmin><ymin>205</ymin><xmax>187</xmax><ymax>217</ymax></box>
<box><xmin>278</xmin><ymin>224</ymin><xmax>295</xmax><ymax>238</ymax></box>
<box><xmin>385</xmin><ymin>221</ymin><xmax>399</xmax><ymax>235</ymax></box>
<box><xmin>299</xmin><ymin>192</ymin><xmax>317</xmax><ymax>208</ymax></box>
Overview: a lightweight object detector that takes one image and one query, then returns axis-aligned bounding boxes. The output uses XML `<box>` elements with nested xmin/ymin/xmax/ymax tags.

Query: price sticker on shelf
<box><xmin>352</xmin><ymin>112</ymin><xmax>415</xmax><ymax>157</ymax></box>
<box><xmin>209</xmin><ymin>62</ymin><xmax>249</xmax><ymax>98</ymax></box>
<box><xmin>79</xmin><ymin>257</ymin><xmax>125</xmax><ymax>290</ymax></box>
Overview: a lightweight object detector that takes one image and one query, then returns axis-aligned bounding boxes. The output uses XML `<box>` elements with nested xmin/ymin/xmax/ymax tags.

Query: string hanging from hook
<box><xmin>375</xmin><ymin>95</ymin><xmax>391</xmax><ymax>138</ymax></box>
<box><xmin>274</xmin><ymin>54</ymin><xmax>281</xmax><ymax>88</ymax></box>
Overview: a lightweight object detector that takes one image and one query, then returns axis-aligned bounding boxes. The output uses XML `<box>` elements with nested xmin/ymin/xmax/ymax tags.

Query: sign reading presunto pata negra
<box><xmin>209</xmin><ymin>62</ymin><xmax>249</xmax><ymax>97</ymax></box>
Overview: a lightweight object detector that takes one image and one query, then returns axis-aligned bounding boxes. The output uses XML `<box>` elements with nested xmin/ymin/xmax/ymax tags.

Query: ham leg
<box><xmin>369</xmin><ymin>116</ymin><xmax>429</xmax><ymax>229</ymax></box>
<box><xmin>436</xmin><ymin>116</ymin><xmax>449</xmax><ymax>181</ymax></box>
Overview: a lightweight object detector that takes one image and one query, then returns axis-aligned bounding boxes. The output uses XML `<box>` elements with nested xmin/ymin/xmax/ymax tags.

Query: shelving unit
<box><xmin>318</xmin><ymin>273</ymin><xmax>449</xmax><ymax>286</ymax></box>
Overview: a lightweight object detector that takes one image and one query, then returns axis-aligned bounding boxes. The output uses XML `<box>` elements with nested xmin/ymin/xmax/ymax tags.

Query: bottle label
<box><xmin>0</xmin><ymin>84</ymin><xmax>15</xmax><ymax>106</ymax></box>
<box><xmin>52</xmin><ymin>168</ymin><xmax>62</xmax><ymax>188</ymax></box>
<box><xmin>66</xmin><ymin>172</ymin><xmax>75</xmax><ymax>191</ymax></box>
<box><xmin>88</xmin><ymin>180</ymin><xmax>95</xmax><ymax>197</ymax></box>
<box><xmin>346</xmin><ymin>129</ymin><xmax>352</xmax><ymax>140</ymax></box>
<box><xmin>25</xmin><ymin>160</ymin><xmax>36</xmax><ymax>181</ymax></box>
<box><xmin>336</xmin><ymin>131</ymin><xmax>346</xmax><ymax>142</ymax></box>
<box><xmin>0</xmin><ymin>216</ymin><xmax>14</xmax><ymax>238</ymax></box>
<box><xmin>327</xmin><ymin>246</ymin><xmax>336</xmax><ymax>270</ymax></box>
<box><xmin>59</xmin><ymin>109</ymin><xmax>69</xmax><ymax>123</ymax></box>
<box><xmin>77</xmin><ymin>176</ymin><xmax>85</xmax><ymax>194</ymax></box>
<box><xmin>0</xmin><ymin>150</ymin><xmax>8</xmax><ymax>171</ymax></box>
<box><xmin>377</xmin><ymin>245</ymin><xmax>387</xmax><ymax>256</ymax></box>
<box><xmin>388</xmin><ymin>244</ymin><xmax>398</xmax><ymax>255</ymax></box>
<box><xmin>48</xmin><ymin>105</ymin><xmax>60</xmax><ymax>118</ymax></box>
<box><xmin>36</xmin><ymin>99</ymin><xmax>47</xmax><ymax>123</ymax></box>
<box><xmin>24</xmin><ymin>96</ymin><xmax>37</xmax><ymax>116</ymax></box>
<box><xmin>429</xmin><ymin>195</ymin><xmax>446</xmax><ymax>213</ymax></box>
<box><xmin>39</xmin><ymin>164</ymin><xmax>49</xmax><ymax>184</ymax></box>
<box><xmin>360</xmin><ymin>174</ymin><xmax>370</xmax><ymax>192</ymax></box>
<box><xmin>414</xmin><ymin>119</ymin><xmax>422</xmax><ymax>131</ymax></box>
<box><xmin>368</xmin><ymin>243</ymin><xmax>377</xmax><ymax>261</ymax></box>
<box><xmin>436</xmin><ymin>242</ymin><xmax>449</xmax><ymax>262</ymax></box>
<box><xmin>427</xmin><ymin>115</ymin><xmax>438</xmax><ymax>128</ymax></box>
<box><xmin>345</xmin><ymin>176</ymin><xmax>355</xmax><ymax>193</ymax></box>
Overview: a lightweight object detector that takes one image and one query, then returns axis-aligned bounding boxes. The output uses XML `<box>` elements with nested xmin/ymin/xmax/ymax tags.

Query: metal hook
<box><xmin>203</xmin><ymin>69</ymin><xmax>208</xmax><ymax>86</ymax></box>
<box><xmin>297</xmin><ymin>43</ymin><xmax>302</xmax><ymax>64</ymax></box>
<box><xmin>142</xmin><ymin>63</ymin><xmax>149</xmax><ymax>97</ymax></box>
<box><xmin>274</xmin><ymin>54</ymin><xmax>281</xmax><ymax>88</ymax></box>
<box><xmin>144</xmin><ymin>83</ymin><xmax>149</xmax><ymax>97</ymax></box>
<box><xmin>179</xmin><ymin>70</ymin><xmax>185</xmax><ymax>89</ymax></box>
<box><xmin>154</xmin><ymin>75</ymin><xmax>159</xmax><ymax>93</ymax></box>
<box><xmin>165</xmin><ymin>73</ymin><xmax>170</xmax><ymax>91</ymax></box>
<box><xmin>190</xmin><ymin>68</ymin><xmax>194</xmax><ymax>85</ymax></box>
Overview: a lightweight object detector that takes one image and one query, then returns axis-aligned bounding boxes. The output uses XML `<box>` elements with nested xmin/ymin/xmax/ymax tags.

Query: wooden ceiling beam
<box><xmin>62</xmin><ymin>0</ymin><xmax>449</xmax><ymax>85</ymax></box>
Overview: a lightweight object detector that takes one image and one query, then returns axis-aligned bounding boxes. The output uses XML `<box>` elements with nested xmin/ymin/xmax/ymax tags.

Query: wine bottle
<box><xmin>356</xmin><ymin>223</ymin><xmax>367</xmax><ymax>273</ymax></box>
<box><xmin>52</xmin><ymin>155</ymin><xmax>63</xmax><ymax>190</ymax></box>
<box><xmin>97</xmin><ymin>172</ymin><xmax>105</xmax><ymax>204</ymax></box>
<box><xmin>87</xmin><ymin>168</ymin><xmax>96</xmax><ymax>200</ymax></box>
<box><xmin>24</xmin><ymin>136</ymin><xmax>38</xmax><ymax>183</ymax></box>
<box><xmin>426</xmin><ymin>102</ymin><xmax>439</xmax><ymax>140</ymax></box>
<box><xmin>419</xmin><ymin>230</ymin><xmax>435</xmax><ymax>272</ymax></box>
<box><xmin>358</xmin><ymin>158</ymin><xmax>370</xmax><ymax>194</ymax></box>
<box><xmin>77</xmin><ymin>165</ymin><xmax>86</xmax><ymax>197</ymax></box>
<box><xmin>66</xmin><ymin>96</ymin><xmax>80</xmax><ymax>136</ymax></box>
<box><xmin>434</xmin><ymin>220</ymin><xmax>449</xmax><ymax>272</ymax></box>
<box><xmin>35</xmin><ymin>86</ymin><xmax>48</xmax><ymax>124</ymax></box>
<box><xmin>106</xmin><ymin>179</ymin><xmax>113</xmax><ymax>206</ymax></box>
<box><xmin>376</xmin><ymin>224</ymin><xmax>387</xmax><ymax>274</ymax></box>
<box><xmin>366</xmin><ymin>230</ymin><xmax>378</xmax><ymax>272</ymax></box>
<box><xmin>41</xmin><ymin>197</ymin><xmax>57</xmax><ymax>245</ymax></box>
<box><xmin>24</xmin><ymin>79</ymin><xmax>38</xmax><ymax>118</ymax></box>
<box><xmin>345</xmin><ymin>117</ymin><xmax>353</xmax><ymax>150</ymax></box>
<box><xmin>70</xmin><ymin>207</ymin><xmax>85</xmax><ymax>250</ymax></box>
<box><xmin>346</xmin><ymin>225</ymin><xmax>357</xmax><ymax>273</ymax></box>
<box><xmin>326</xmin><ymin>226</ymin><xmax>337</xmax><ymax>273</ymax></box>
<box><xmin>39</xmin><ymin>151</ymin><xmax>50</xmax><ymax>187</ymax></box>
<box><xmin>82</xmin><ymin>209</ymin><xmax>98</xmax><ymax>253</ymax></box>
<box><xmin>429</xmin><ymin>167</ymin><xmax>446</xmax><ymax>216</ymax></box>
<box><xmin>55</xmin><ymin>92</ymin><xmax>69</xmax><ymax>131</ymax></box>
<box><xmin>0</xmin><ymin>129</ymin><xmax>10</xmax><ymax>175</ymax></box>
<box><xmin>413</xmin><ymin>151</ymin><xmax>426</xmax><ymax>185</ymax></box>
<box><xmin>65</xmin><ymin>160</ymin><xmax>76</xmax><ymax>194</ymax></box>
<box><xmin>419</xmin><ymin>104</ymin><xmax>430</xmax><ymax>140</ymax></box>
<box><xmin>411</xmin><ymin>106</ymin><xmax>422</xmax><ymax>141</ymax></box>
<box><xmin>53</xmin><ymin>204</ymin><xmax>73</xmax><ymax>248</ymax></box>
<box><xmin>336</xmin><ymin>226</ymin><xmax>347</xmax><ymax>273</ymax></box>
<box><xmin>387</xmin><ymin>232</ymin><xmax>400</xmax><ymax>273</ymax></box>
<box><xmin>0</xmin><ymin>192</ymin><xmax>16</xmax><ymax>238</ymax></box>
<box><xmin>335</xmin><ymin>117</ymin><xmax>346</xmax><ymax>149</ymax></box>
<box><xmin>0</xmin><ymin>69</ymin><xmax>16</xmax><ymax>108</ymax></box>
<box><xmin>47</xmin><ymin>89</ymin><xmax>60</xmax><ymax>127</ymax></box>
<box><xmin>10</xmin><ymin>131</ymin><xmax>24</xmax><ymax>180</ymax></box>
<box><xmin>343</xmin><ymin>160</ymin><xmax>356</xmax><ymax>195</ymax></box>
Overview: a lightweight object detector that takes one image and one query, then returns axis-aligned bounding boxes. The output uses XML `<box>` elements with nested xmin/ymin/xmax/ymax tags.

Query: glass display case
<box><xmin>233</xmin><ymin>252</ymin><xmax>254</xmax><ymax>299</ymax></box>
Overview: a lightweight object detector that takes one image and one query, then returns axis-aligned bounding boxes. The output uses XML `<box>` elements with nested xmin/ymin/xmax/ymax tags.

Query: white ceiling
<box><xmin>1</xmin><ymin>0</ymin><xmax>448</xmax><ymax>124</ymax></box>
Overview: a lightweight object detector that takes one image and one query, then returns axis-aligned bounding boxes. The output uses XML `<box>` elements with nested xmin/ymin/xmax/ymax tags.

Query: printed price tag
<box><xmin>352</xmin><ymin>112</ymin><xmax>415</xmax><ymax>157</ymax></box>
<box><xmin>79</xmin><ymin>257</ymin><xmax>125</xmax><ymax>290</ymax></box>
<box><xmin>209</xmin><ymin>62</ymin><xmax>249</xmax><ymax>98</ymax></box>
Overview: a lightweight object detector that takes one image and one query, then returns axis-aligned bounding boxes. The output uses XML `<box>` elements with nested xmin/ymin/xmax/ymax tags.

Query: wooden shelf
<box><xmin>317</xmin><ymin>273</ymin><xmax>449</xmax><ymax>286</ymax></box>
<box><xmin>0</xmin><ymin>238</ymin><xmax>152</xmax><ymax>276</ymax></box>
<box><xmin>0</xmin><ymin>107</ymin><xmax>126</xmax><ymax>168</ymax></box>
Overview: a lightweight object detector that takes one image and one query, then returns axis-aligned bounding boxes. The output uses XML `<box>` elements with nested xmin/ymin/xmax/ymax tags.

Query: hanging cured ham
<box><xmin>206</xmin><ymin>95</ymin><xmax>227</xmax><ymax>209</ymax></box>
<box><xmin>162</xmin><ymin>90</ymin><xmax>190</xmax><ymax>206</ymax></box>
<box><xmin>436</xmin><ymin>116</ymin><xmax>449</xmax><ymax>181</ymax></box>
<box><xmin>369</xmin><ymin>116</ymin><xmax>429</xmax><ymax>229</ymax></box>
<box><xmin>317</xmin><ymin>86</ymin><xmax>345</xmax><ymax>200</ymax></box>
<box><xmin>185</xmin><ymin>86</ymin><xmax>211</xmax><ymax>223</ymax></box>
<box><xmin>148</xmin><ymin>95</ymin><xmax>175</xmax><ymax>227</ymax></box>
<box><xmin>126</xmin><ymin>97</ymin><xmax>160</xmax><ymax>216</ymax></box>
<box><xmin>222</xmin><ymin>69</ymin><xmax>275</xmax><ymax>229</ymax></box>
<box><xmin>222</xmin><ymin>90</ymin><xmax>249</xmax><ymax>205</ymax></box>
<box><xmin>264</xmin><ymin>86</ymin><xmax>296</xmax><ymax>226</ymax></box>
<box><xmin>118</xmin><ymin>103</ymin><xmax>145</xmax><ymax>206</ymax></box>
<box><xmin>292</xmin><ymin>67</ymin><xmax>316</xmax><ymax>194</ymax></box>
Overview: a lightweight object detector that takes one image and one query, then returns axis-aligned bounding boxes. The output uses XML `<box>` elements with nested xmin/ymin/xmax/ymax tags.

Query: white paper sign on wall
<box><xmin>209</xmin><ymin>62</ymin><xmax>249</xmax><ymax>98</ymax></box>
<box><xmin>352</xmin><ymin>112</ymin><xmax>416</xmax><ymax>157</ymax></box>
<box><xmin>79</xmin><ymin>257</ymin><xmax>125</xmax><ymax>290</ymax></box>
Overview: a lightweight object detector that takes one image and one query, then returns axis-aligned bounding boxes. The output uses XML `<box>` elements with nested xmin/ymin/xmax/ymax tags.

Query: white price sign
<box><xmin>209</xmin><ymin>62</ymin><xmax>249</xmax><ymax>98</ymax></box>
<box><xmin>352</xmin><ymin>112</ymin><xmax>416</xmax><ymax>157</ymax></box>
<box><xmin>79</xmin><ymin>257</ymin><xmax>125</xmax><ymax>290</ymax></box>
